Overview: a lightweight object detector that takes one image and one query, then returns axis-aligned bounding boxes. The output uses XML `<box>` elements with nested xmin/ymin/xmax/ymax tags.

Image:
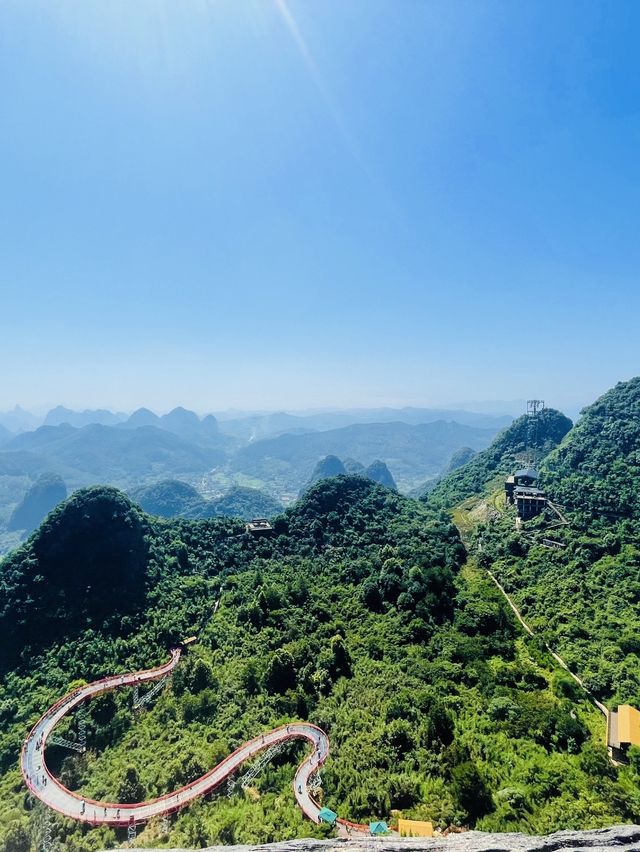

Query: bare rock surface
<box><xmin>110</xmin><ymin>824</ymin><xmax>640</xmax><ymax>852</ymax></box>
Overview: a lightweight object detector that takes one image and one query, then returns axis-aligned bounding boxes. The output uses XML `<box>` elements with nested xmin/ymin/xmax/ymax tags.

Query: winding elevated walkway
<box><xmin>21</xmin><ymin>650</ymin><xmax>359</xmax><ymax>831</ymax></box>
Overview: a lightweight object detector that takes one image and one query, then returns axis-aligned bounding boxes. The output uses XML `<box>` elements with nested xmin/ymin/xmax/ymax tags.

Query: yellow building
<box><xmin>607</xmin><ymin>704</ymin><xmax>640</xmax><ymax>757</ymax></box>
<box><xmin>397</xmin><ymin>819</ymin><xmax>433</xmax><ymax>838</ymax></box>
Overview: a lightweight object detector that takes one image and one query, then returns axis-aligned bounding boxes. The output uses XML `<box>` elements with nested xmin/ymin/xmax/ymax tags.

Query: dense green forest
<box><xmin>130</xmin><ymin>480</ymin><xmax>282</xmax><ymax>521</ymax></box>
<box><xmin>1</xmin><ymin>454</ymin><xmax>639</xmax><ymax>851</ymax></box>
<box><xmin>467</xmin><ymin>378</ymin><xmax>640</xmax><ymax>705</ymax></box>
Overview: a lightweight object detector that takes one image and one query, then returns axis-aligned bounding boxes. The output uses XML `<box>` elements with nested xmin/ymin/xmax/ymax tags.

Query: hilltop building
<box><xmin>607</xmin><ymin>704</ymin><xmax>640</xmax><ymax>760</ymax></box>
<box><xmin>505</xmin><ymin>468</ymin><xmax>539</xmax><ymax>501</ymax></box>
<box><xmin>245</xmin><ymin>518</ymin><xmax>274</xmax><ymax>536</ymax></box>
<box><xmin>505</xmin><ymin>468</ymin><xmax>547</xmax><ymax>520</ymax></box>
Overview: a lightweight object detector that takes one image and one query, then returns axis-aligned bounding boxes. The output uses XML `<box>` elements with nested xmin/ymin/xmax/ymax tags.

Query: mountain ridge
<box><xmin>425</xmin><ymin>409</ymin><xmax>573</xmax><ymax>509</ymax></box>
<box><xmin>232</xmin><ymin>419</ymin><xmax>497</xmax><ymax>495</ymax></box>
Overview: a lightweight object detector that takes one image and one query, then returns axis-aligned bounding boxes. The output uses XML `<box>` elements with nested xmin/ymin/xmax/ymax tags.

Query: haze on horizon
<box><xmin>1</xmin><ymin>1</ymin><xmax>638</xmax><ymax>414</ymax></box>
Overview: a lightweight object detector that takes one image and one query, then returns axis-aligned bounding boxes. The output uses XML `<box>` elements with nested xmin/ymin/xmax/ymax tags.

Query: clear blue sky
<box><xmin>1</xmin><ymin>0</ymin><xmax>638</xmax><ymax>413</ymax></box>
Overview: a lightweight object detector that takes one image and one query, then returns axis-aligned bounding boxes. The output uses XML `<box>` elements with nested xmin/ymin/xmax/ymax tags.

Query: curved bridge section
<box><xmin>21</xmin><ymin>650</ymin><xmax>345</xmax><ymax>829</ymax></box>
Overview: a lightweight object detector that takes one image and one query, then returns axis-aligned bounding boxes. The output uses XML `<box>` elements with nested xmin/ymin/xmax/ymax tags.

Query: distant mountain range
<box><xmin>0</xmin><ymin>405</ymin><xmax>41</xmax><ymax>433</ymax></box>
<box><xmin>216</xmin><ymin>407</ymin><xmax>513</xmax><ymax>441</ymax></box>
<box><xmin>4</xmin><ymin>423</ymin><xmax>226</xmax><ymax>485</ymax></box>
<box><xmin>0</xmin><ymin>424</ymin><xmax>13</xmax><ymax>446</ymax></box>
<box><xmin>23</xmin><ymin>405</ymin><xmax>222</xmax><ymax>442</ymax></box>
<box><xmin>0</xmin><ymin>403</ymin><xmax>510</xmax><ymax>555</ymax></box>
<box><xmin>0</xmin><ymin>403</ymin><xmax>512</xmax><ymax>437</ymax></box>
<box><xmin>121</xmin><ymin>406</ymin><xmax>221</xmax><ymax>442</ymax></box>
<box><xmin>44</xmin><ymin>406</ymin><xmax>126</xmax><ymax>428</ymax></box>
<box><xmin>230</xmin><ymin>419</ymin><xmax>497</xmax><ymax>496</ymax></box>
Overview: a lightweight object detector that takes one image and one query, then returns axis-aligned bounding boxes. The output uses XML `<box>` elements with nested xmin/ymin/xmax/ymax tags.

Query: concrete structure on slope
<box><xmin>607</xmin><ymin>704</ymin><xmax>640</xmax><ymax>761</ymax></box>
<box><xmin>505</xmin><ymin>469</ymin><xmax>547</xmax><ymax>520</ymax></box>
<box><xmin>246</xmin><ymin>518</ymin><xmax>274</xmax><ymax>535</ymax></box>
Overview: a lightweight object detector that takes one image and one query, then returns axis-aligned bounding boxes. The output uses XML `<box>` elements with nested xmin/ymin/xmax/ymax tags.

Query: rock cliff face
<box><xmin>114</xmin><ymin>825</ymin><xmax>640</xmax><ymax>852</ymax></box>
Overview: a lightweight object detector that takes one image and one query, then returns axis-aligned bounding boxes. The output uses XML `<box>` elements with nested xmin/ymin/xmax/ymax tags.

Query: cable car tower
<box><xmin>527</xmin><ymin>399</ymin><xmax>545</xmax><ymax>417</ymax></box>
<box><xmin>525</xmin><ymin>399</ymin><xmax>545</xmax><ymax>467</ymax></box>
<box><xmin>515</xmin><ymin>400</ymin><xmax>545</xmax><ymax>468</ymax></box>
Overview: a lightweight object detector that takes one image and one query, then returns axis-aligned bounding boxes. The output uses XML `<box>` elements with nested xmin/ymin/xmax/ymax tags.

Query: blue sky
<box><xmin>1</xmin><ymin>0</ymin><xmax>638</xmax><ymax>413</ymax></box>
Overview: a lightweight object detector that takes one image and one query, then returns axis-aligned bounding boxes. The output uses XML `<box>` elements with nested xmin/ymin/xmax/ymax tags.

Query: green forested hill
<box><xmin>0</xmin><ymin>475</ymin><xmax>638</xmax><ymax>851</ymax></box>
<box><xmin>540</xmin><ymin>377</ymin><xmax>640</xmax><ymax>519</ymax></box>
<box><xmin>425</xmin><ymin>409</ymin><xmax>572</xmax><ymax>510</ymax></box>
<box><xmin>200</xmin><ymin>485</ymin><xmax>282</xmax><ymax>520</ymax></box>
<box><xmin>303</xmin><ymin>455</ymin><xmax>347</xmax><ymax>491</ymax></box>
<box><xmin>0</xmin><ymin>488</ymin><xmax>150</xmax><ymax>668</ymax></box>
<box><xmin>130</xmin><ymin>479</ymin><xmax>205</xmax><ymax>517</ymax></box>
<box><xmin>130</xmin><ymin>480</ymin><xmax>282</xmax><ymax>520</ymax></box>
<box><xmin>473</xmin><ymin>378</ymin><xmax>640</xmax><ymax>706</ymax></box>
<box><xmin>363</xmin><ymin>459</ymin><xmax>397</xmax><ymax>490</ymax></box>
<box><xmin>302</xmin><ymin>457</ymin><xmax>397</xmax><ymax>494</ymax></box>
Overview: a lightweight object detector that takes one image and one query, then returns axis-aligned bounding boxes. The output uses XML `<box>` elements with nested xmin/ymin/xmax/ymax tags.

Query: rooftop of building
<box><xmin>515</xmin><ymin>468</ymin><xmax>539</xmax><ymax>480</ymax></box>
<box><xmin>618</xmin><ymin>704</ymin><xmax>640</xmax><ymax>746</ymax></box>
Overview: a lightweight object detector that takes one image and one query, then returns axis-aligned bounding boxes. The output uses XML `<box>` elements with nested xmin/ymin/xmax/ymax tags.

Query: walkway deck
<box><xmin>21</xmin><ymin>650</ymin><xmax>356</xmax><ymax>830</ymax></box>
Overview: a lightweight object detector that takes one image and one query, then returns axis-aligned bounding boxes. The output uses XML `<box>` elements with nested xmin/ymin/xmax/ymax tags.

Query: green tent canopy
<box><xmin>318</xmin><ymin>807</ymin><xmax>337</xmax><ymax>825</ymax></box>
<box><xmin>369</xmin><ymin>821</ymin><xmax>389</xmax><ymax>835</ymax></box>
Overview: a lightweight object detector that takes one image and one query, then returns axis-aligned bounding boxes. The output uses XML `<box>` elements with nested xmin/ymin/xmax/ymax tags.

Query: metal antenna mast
<box><xmin>525</xmin><ymin>399</ymin><xmax>545</xmax><ymax>467</ymax></box>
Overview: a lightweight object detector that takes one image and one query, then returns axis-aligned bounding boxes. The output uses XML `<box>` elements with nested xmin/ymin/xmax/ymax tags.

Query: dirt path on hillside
<box><xmin>458</xmin><ymin>511</ymin><xmax>609</xmax><ymax>722</ymax></box>
<box><xmin>483</xmin><ymin>568</ymin><xmax>608</xmax><ymax>718</ymax></box>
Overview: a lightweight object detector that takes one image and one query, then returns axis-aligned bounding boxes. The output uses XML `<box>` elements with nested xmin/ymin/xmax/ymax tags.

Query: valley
<box><xmin>0</xmin><ymin>406</ymin><xmax>506</xmax><ymax>555</ymax></box>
